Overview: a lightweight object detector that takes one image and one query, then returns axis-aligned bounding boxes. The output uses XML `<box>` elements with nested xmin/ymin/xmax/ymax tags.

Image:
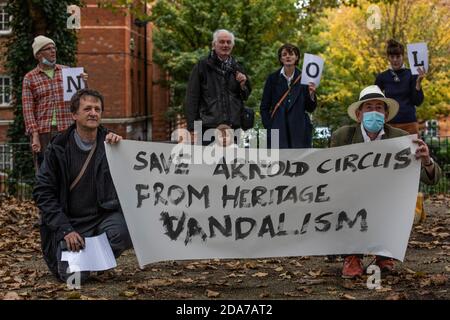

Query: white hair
<box><xmin>212</xmin><ymin>29</ymin><xmax>235</xmax><ymax>47</ymax></box>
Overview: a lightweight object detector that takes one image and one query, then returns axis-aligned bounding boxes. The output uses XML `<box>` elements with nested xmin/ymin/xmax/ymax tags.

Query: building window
<box><xmin>0</xmin><ymin>75</ymin><xmax>11</xmax><ymax>107</ymax></box>
<box><xmin>0</xmin><ymin>3</ymin><xmax>12</xmax><ymax>35</ymax></box>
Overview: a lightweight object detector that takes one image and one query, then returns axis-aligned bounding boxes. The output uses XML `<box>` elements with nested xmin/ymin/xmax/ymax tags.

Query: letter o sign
<box><xmin>306</xmin><ymin>62</ymin><xmax>320</xmax><ymax>78</ymax></box>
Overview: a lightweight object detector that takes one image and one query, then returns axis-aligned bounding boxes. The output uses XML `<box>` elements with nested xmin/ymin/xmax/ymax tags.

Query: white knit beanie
<box><xmin>32</xmin><ymin>35</ymin><xmax>55</xmax><ymax>58</ymax></box>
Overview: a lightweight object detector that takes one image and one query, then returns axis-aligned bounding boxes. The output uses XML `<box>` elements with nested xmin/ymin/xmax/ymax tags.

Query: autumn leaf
<box><xmin>173</xmin><ymin>292</ymin><xmax>193</xmax><ymax>299</ymax></box>
<box><xmin>3</xmin><ymin>291</ymin><xmax>22</xmax><ymax>300</ymax></box>
<box><xmin>180</xmin><ymin>278</ymin><xmax>194</xmax><ymax>284</ymax></box>
<box><xmin>274</xmin><ymin>267</ymin><xmax>284</xmax><ymax>272</ymax></box>
<box><xmin>385</xmin><ymin>293</ymin><xmax>408</xmax><ymax>300</ymax></box>
<box><xmin>66</xmin><ymin>291</ymin><xmax>81</xmax><ymax>300</ymax></box>
<box><xmin>206</xmin><ymin>289</ymin><xmax>220</xmax><ymax>298</ymax></box>
<box><xmin>430</xmin><ymin>274</ymin><xmax>448</xmax><ymax>286</ymax></box>
<box><xmin>120</xmin><ymin>291</ymin><xmax>137</xmax><ymax>298</ymax></box>
<box><xmin>284</xmin><ymin>291</ymin><xmax>303</xmax><ymax>297</ymax></box>
<box><xmin>146</xmin><ymin>279</ymin><xmax>174</xmax><ymax>287</ymax></box>
<box><xmin>252</xmin><ymin>272</ymin><xmax>268</xmax><ymax>278</ymax></box>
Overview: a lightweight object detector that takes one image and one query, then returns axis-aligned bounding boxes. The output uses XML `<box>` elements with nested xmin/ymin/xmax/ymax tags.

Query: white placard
<box><xmin>62</xmin><ymin>67</ymin><xmax>85</xmax><ymax>101</ymax></box>
<box><xmin>106</xmin><ymin>136</ymin><xmax>420</xmax><ymax>267</ymax></box>
<box><xmin>407</xmin><ymin>42</ymin><xmax>428</xmax><ymax>75</ymax></box>
<box><xmin>301</xmin><ymin>53</ymin><xmax>324</xmax><ymax>86</ymax></box>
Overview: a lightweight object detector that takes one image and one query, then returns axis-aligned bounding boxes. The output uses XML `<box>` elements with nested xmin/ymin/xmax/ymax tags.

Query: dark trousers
<box><xmin>33</xmin><ymin>127</ymin><xmax>60</xmax><ymax>173</ymax></box>
<box><xmin>57</xmin><ymin>211</ymin><xmax>133</xmax><ymax>283</ymax></box>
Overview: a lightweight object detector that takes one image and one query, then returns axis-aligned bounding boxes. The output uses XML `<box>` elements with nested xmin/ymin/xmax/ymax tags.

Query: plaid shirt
<box><xmin>22</xmin><ymin>64</ymin><xmax>73</xmax><ymax>135</ymax></box>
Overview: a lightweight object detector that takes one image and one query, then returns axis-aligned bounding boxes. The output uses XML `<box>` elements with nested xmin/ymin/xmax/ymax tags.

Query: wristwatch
<box><xmin>424</xmin><ymin>158</ymin><xmax>434</xmax><ymax>167</ymax></box>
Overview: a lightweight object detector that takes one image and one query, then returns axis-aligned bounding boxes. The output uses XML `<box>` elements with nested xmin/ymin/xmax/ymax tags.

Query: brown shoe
<box><xmin>342</xmin><ymin>256</ymin><xmax>363</xmax><ymax>278</ymax></box>
<box><xmin>376</xmin><ymin>257</ymin><xmax>395</xmax><ymax>273</ymax></box>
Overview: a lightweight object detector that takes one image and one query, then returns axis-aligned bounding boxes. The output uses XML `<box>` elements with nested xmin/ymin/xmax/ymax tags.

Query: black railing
<box><xmin>0</xmin><ymin>134</ymin><xmax>448</xmax><ymax>200</ymax></box>
<box><xmin>420</xmin><ymin>135</ymin><xmax>449</xmax><ymax>194</ymax></box>
<box><xmin>0</xmin><ymin>143</ymin><xmax>35</xmax><ymax>200</ymax></box>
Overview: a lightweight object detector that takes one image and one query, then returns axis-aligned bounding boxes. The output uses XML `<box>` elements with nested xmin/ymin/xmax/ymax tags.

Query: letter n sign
<box><xmin>62</xmin><ymin>67</ymin><xmax>86</xmax><ymax>101</ymax></box>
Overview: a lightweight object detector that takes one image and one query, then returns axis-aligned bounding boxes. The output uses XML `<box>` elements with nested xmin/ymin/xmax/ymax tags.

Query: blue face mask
<box><xmin>41</xmin><ymin>57</ymin><xmax>56</xmax><ymax>67</ymax></box>
<box><xmin>362</xmin><ymin>111</ymin><xmax>385</xmax><ymax>133</ymax></box>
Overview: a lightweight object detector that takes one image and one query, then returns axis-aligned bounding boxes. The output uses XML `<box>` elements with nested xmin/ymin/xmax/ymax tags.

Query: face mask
<box><xmin>362</xmin><ymin>111</ymin><xmax>385</xmax><ymax>133</ymax></box>
<box><xmin>41</xmin><ymin>57</ymin><xmax>56</xmax><ymax>67</ymax></box>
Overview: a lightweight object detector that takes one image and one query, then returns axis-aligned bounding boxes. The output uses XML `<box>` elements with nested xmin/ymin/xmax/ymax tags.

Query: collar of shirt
<box><xmin>280</xmin><ymin>67</ymin><xmax>295</xmax><ymax>85</ymax></box>
<box><xmin>360</xmin><ymin>123</ymin><xmax>385</xmax><ymax>142</ymax></box>
<box><xmin>388</xmin><ymin>63</ymin><xmax>406</xmax><ymax>70</ymax></box>
<box><xmin>37</xmin><ymin>63</ymin><xmax>61</xmax><ymax>73</ymax></box>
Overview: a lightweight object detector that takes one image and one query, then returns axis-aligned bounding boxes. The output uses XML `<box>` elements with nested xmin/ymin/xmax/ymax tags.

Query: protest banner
<box><xmin>105</xmin><ymin>136</ymin><xmax>420</xmax><ymax>267</ymax></box>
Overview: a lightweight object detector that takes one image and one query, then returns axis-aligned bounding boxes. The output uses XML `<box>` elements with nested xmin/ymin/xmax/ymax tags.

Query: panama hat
<box><xmin>347</xmin><ymin>85</ymin><xmax>399</xmax><ymax>122</ymax></box>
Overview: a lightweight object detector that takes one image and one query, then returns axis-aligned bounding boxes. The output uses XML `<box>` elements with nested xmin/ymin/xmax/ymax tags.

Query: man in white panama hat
<box><xmin>22</xmin><ymin>35</ymin><xmax>89</xmax><ymax>171</ymax></box>
<box><xmin>331</xmin><ymin>85</ymin><xmax>441</xmax><ymax>279</ymax></box>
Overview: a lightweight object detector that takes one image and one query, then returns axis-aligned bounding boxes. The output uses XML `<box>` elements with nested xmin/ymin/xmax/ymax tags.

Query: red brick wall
<box><xmin>0</xmin><ymin>31</ymin><xmax>13</xmax><ymax>143</ymax></box>
<box><xmin>0</xmin><ymin>0</ymin><xmax>172</xmax><ymax>144</ymax></box>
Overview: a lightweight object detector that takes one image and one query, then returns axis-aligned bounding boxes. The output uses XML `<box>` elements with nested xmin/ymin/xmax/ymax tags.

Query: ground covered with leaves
<box><xmin>0</xmin><ymin>195</ymin><xmax>449</xmax><ymax>300</ymax></box>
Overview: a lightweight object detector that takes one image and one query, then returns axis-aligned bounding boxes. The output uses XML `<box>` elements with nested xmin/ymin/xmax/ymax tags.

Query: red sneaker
<box><xmin>342</xmin><ymin>256</ymin><xmax>363</xmax><ymax>278</ymax></box>
<box><xmin>376</xmin><ymin>257</ymin><xmax>395</xmax><ymax>273</ymax></box>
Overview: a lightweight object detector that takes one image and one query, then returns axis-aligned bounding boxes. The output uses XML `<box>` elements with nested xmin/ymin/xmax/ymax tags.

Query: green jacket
<box><xmin>330</xmin><ymin>124</ymin><xmax>441</xmax><ymax>185</ymax></box>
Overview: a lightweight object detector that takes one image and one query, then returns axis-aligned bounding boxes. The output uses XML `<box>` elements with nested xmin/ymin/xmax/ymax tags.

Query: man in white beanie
<box><xmin>22</xmin><ymin>35</ymin><xmax>88</xmax><ymax>171</ymax></box>
<box><xmin>330</xmin><ymin>85</ymin><xmax>441</xmax><ymax>279</ymax></box>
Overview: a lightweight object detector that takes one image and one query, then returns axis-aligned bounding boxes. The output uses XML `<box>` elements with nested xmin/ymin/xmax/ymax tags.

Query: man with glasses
<box><xmin>22</xmin><ymin>35</ymin><xmax>89</xmax><ymax>171</ymax></box>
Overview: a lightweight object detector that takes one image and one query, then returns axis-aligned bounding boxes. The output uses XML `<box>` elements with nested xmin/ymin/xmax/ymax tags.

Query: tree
<box><xmin>5</xmin><ymin>0</ymin><xmax>81</xmax><ymax>191</ymax></box>
<box><xmin>148</xmin><ymin>0</ymin><xmax>304</xmax><ymax>127</ymax></box>
<box><xmin>314</xmin><ymin>0</ymin><xmax>450</xmax><ymax>131</ymax></box>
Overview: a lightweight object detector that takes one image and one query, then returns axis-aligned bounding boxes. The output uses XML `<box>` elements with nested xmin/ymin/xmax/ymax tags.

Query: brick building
<box><xmin>0</xmin><ymin>0</ymin><xmax>171</xmax><ymax>144</ymax></box>
<box><xmin>0</xmin><ymin>1</ymin><xmax>12</xmax><ymax>143</ymax></box>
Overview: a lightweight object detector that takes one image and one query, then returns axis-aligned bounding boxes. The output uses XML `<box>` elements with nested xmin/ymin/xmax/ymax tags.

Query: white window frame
<box><xmin>0</xmin><ymin>3</ymin><xmax>12</xmax><ymax>35</ymax></box>
<box><xmin>0</xmin><ymin>75</ymin><xmax>12</xmax><ymax>107</ymax></box>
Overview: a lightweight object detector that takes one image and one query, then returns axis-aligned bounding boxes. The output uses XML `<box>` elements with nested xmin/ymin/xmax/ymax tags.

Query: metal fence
<box><xmin>0</xmin><ymin>135</ymin><xmax>448</xmax><ymax>200</ymax></box>
<box><xmin>0</xmin><ymin>143</ymin><xmax>35</xmax><ymax>200</ymax></box>
<box><xmin>420</xmin><ymin>135</ymin><xmax>449</xmax><ymax>194</ymax></box>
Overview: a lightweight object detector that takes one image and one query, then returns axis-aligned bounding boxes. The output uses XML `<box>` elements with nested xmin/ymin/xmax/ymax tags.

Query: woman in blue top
<box><xmin>260</xmin><ymin>44</ymin><xmax>317</xmax><ymax>149</ymax></box>
<box><xmin>375</xmin><ymin>39</ymin><xmax>426</xmax><ymax>134</ymax></box>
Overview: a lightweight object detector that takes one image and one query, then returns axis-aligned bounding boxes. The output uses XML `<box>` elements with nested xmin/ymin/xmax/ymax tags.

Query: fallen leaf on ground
<box><xmin>430</xmin><ymin>274</ymin><xmax>448</xmax><ymax>286</ymax></box>
<box><xmin>284</xmin><ymin>291</ymin><xmax>303</xmax><ymax>297</ymax></box>
<box><xmin>66</xmin><ymin>291</ymin><xmax>81</xmax><ymax>300</ymax></box>
<box><xmin>3</xmin><ymin>291</ymin><xmax>22</xmax><ymax>300</ymax></box>
<box><xmin>206</xmin><ymin>289</ymin><xmax>220</xmax><ymax>298</ymax></box>
<box><xmin>274</xmin><ymin>267</ymin><xmax>284</xmax><ymax>272</ymax></box>
<box><xmin>252</xmin><ymin>272</ymin><xmax>268</xmax><ymax>278</ymax></box>
<box><xmin>146</xmin><ymin>279</ymin><xmax>174</xmax><ymax>287</ymax></box>
<box><xmin>308</xmin><ymin>270</ymin><xmax>322</xmax><ymax>278</ymax></box>
<box><xmin>180</xmin><ymin>278</ymin><xmax>194</xmax><ymax>284</ymax></box>
<box><xmin>341</xmin><ymin>294</ymin><xmax>356</xmax><ymax>300</ymax></box>
<box><xmin>173</xmin><ymin>292</ymin><xmax>193</xmax><ymax>299</ymax></box>
<box><xmin>385</xmin><ymin>293</ymin><xmax>408</xmax><ymax>300</ymax></box>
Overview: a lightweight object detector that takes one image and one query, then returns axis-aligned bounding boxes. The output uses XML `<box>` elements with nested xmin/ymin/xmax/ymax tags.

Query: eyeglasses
<box><xmin>40</xmin><ymin>46</ymin><xmax>57</xmax><ymax>52</ymax></box>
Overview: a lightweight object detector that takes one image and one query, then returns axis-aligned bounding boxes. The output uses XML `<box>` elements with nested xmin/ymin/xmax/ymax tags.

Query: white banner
<box><xmin>62</xmin><ymin>67</ymin><xmax>85</xmax><ymax>101</ymax></box>
<box><xmin>105</xmin><ymin>136</ymin><xmax>421</xmax><ymax>267</ymax></box>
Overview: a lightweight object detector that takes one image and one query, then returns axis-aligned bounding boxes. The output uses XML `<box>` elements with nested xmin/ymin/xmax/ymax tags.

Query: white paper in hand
<box><xmin>61</xmin><ymin>233</ymin><xmax>117</xmax><ymax>272</ymax></box>
<box><xmin>62</xmin><ymin>67</ymin><xmax>85</xmax><ymax>101</ymax></box>
<box><xmin>407</xmin><ymin>42</ymin><xmax>428</xmax><ymax>75</ymax></box>
<box><xmin>301</xmin><ymin>53</ymin><xmax>324</xmax><ymax>87</ymax></box>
